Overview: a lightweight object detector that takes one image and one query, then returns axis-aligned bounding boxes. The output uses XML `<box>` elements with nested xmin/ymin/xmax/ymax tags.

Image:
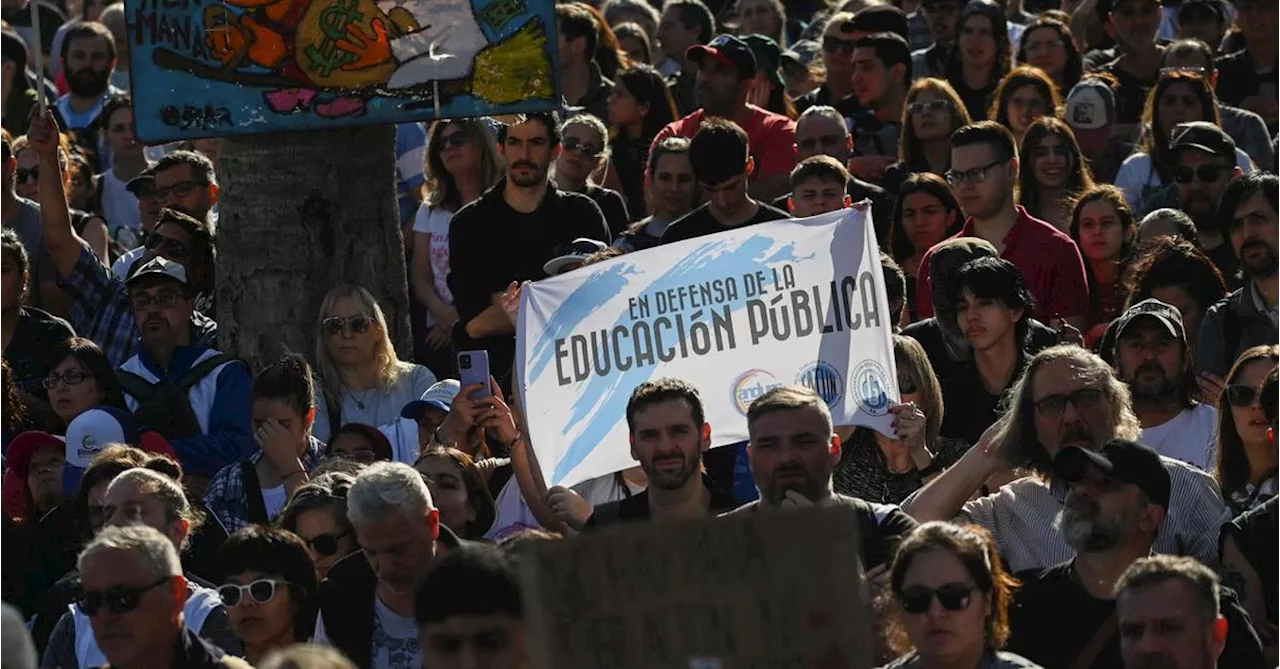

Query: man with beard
<box><xmin>723</xmin><ymin>386</ymin><xmax>918</xmax><ymax>576</ymax></box>
<box><xmin>1004</xmin><ymin>439</ymin><xmax>1263</xmax><ymax>669</ymax></box>
<box><xmin>1111</xmin><ymin>299</ymin><xmax>1218</xmax><ymax>470</ymax></box>
<box><xmin>448</xmin><ymin>112</ymin><xmax>609</xmax><ymax>393</ymax></box>
<box><xmin>652</xmin><ymin>34</ymin><xmax>797</xmax><ymax>201</ymax></box>
<box><xmin>903</xmin><ymin>346</ymin><xmax>1226</xmax><ymax>573</ymax></box>
<box><xmin>1196</xmin><ymin>171</ymin><xmax>1280</xmax><ymax>379</ymax></box>
<box><xmin>914</xmin><ymin>122</ymin><xmax>1091</xmax><ymax>332</ymax></box>
<box><xmin>54</xmin><ymin>21</ymin><xmax>122</xmax><ymax>170</ymax></box>
<box><xmin>565</xmin><ymin>379</ymin><xmax>737</xmax><ymax>528</ymax></box>
<box><xmin>1162</xmin><ymin>123</ymin><xmax>1245</xmax><ymax>287</ymax></box>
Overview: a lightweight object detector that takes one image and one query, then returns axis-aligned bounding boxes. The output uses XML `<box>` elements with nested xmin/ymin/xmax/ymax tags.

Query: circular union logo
<box><xmin>795</xmin><ymin>362</ymin><xmax>844</xmax><ymax>407</ymax></box>
<box><xmin>731</xmin><ymin>369</ymin><xmax>783</xmax><ymax>415</ymax></box>
<box><xmin>852</xmin><ymin>360</ymin><xmax>892</xmax><ymax>416</ymax></box>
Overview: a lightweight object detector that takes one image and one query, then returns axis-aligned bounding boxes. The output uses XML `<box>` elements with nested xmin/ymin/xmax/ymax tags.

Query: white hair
<box><xmin>347</xmin><ymin>462</ymin><xmax>434</xmax><ymax>529</ymax></box>
<box><xmin>78</xmin><ymin>525</ymin><xmax>181</xmax><ymax>578</ymax></box>
<box><xmin>798</xmin><ymin>105</ymin><xmax>850</xmax><ymax>137</ymax></box>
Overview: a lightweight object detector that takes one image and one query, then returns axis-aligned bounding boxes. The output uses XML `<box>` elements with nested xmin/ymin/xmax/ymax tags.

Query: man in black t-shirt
<box><xmin>659</xmin><ymin>117</ymin><xmax>787</xmax><ymax>245</ymax></box>
<box><xmin>1</xmin><ymin>228</ymin><xmax>73</xmax><ymax>399</ymax></box>
<box><xmin>1115</xmin><ymin>556</ymin><xmax>1236</xmax><ymax>669</ymax></box>
<box><xmin>1006</xmin><ymin>439</ymin><xmax>1264</xmax><ymax>669</ymax></box>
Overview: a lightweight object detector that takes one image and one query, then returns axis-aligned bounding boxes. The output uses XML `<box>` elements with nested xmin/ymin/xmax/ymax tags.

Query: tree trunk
<box><xmin>215</xmin><ymin>126</ymin><xmax>411</xmax><ymax>371</ymax></box>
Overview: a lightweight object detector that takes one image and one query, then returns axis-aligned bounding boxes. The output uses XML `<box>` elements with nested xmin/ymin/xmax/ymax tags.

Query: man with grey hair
<box><xmin>724</xmin><ymin>385</ymin><xmax>917</xmax><ymax>575</ymax></box>
<box><xmin>75</xmin><ymin>525</ymin><xmax>249</xmax><ymax>668</ymax></box>
<box><xmin>903</xmin><ymin>345</ymin><xmax>1227</xmax><ymax>573</ymax></box>
<box><xmin>314</xmin><ymin>461</ymin><xmax>466</xmax><ymax>669</ymax></box>
<box><xmin>1116</xmin><ymin>556</ymin><xmax>1239</xmax><ymax>669</ymax></box>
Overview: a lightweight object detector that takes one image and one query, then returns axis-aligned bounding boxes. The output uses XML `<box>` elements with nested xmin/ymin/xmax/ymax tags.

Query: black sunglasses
<box><xmin>899</xmin><ymin>582</ymin><xmax>974</xmax><ymax>614</ymax></box>
<box><xmin>78</xmin><ymin>576</ymin><xmax>172</xmax><ymax>617</ymax></box>
<box><xmin>1225</xmin><ymin>384</ymin><xmax>1263</xmax><ymax>408</ymax></box>
<box><xmin>217</xmin><ymin>578</ymin><xmax>289</xmax><ymax>607</ymax></box>
<box><xmin>822</xmin><ymin>34</ymin><xmax>857</xmax><ymax>54</ymax></box>
<box><xmin>144</xmin><ymin>234</ymin><xmax>190</xmax><ymax>258</ymax></box>
<box><xmin>15</xmin><ymin>166</ymin><xmax>40</xmax><ymax>183</ymax></box>
<box><xmin>562</xmin><ymin>136</ymin><xmax>603</xmax><ymax>157</ymax></box>
<box><xmin>323</xmin><ymin>315</ymin><xmax>373</xmax><ymax>336</ymax></box>
<box><xmin>1171</xmin><ymin>165</ymin><xmax>1229</xmax><ymax>184</ymax></box>
<box><xmin>301</xmin><ymin>531</ymin><xmax>351</xmax><ymax>557</ymax></box>
<box><xmin>439</xmin><ymin>132</ymin><xmax>471</xmax><ymax>149</ymax></box>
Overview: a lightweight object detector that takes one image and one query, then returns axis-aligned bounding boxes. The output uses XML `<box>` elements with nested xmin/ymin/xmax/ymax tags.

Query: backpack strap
<box><xmin>175</xmin><ymin>353</ymin><xmax>232</xmax><ymax>390</ymax></box>
<box><xmin>115</xmin><ymin>369</ymin><xmax>159</xmax><ymax>402</ymax></box>
<box><xmin>240</xmin><ymin>460</ymin><xmax>270</xmax><ymax>526</ymax></box>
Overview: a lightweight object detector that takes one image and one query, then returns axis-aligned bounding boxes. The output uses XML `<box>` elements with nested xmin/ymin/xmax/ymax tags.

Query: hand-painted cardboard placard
<box><xmin>124</xmin><ymin>0</ymin><xmax>560</xmax><ymax>142</ymax></box>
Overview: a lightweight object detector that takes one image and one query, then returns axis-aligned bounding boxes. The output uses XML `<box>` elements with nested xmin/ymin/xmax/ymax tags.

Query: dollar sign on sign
<box><xmin>305</xmin><ymin>0</ymin><xmax>364</xmax><ymax>78</ymax></box>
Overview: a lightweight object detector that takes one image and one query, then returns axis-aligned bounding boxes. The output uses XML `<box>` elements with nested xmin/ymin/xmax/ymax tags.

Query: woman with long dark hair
<box><xmin>1016</xmin><ymin>17</ymin><xmax>1081</xmax><ymax>94</ymax></box>
<box><xmin>1120</xmin><ymin>237</ymin><xmax>1226</xmax><ymax>355</ymax></box>
<box><xmin>607</xmin><ymin>64</ymin><xmax>678</xmax><ymax>220</ymax></box>
<box><xmin>613</xmin><ymin>137</ymin><xmax>697</xmax><ymax>252</ymax></box>
<box><xmin>43</xmin><ymin>337</ymin><xmax>127</xmax><ymax>431</ymax></box>
<box><xmin>1067</xmin><ymin>186</ymin><xmax>1136</xmax><ymax>347</ymax></box>
<box><xmin>881</xmin><ymin>78</ymin><xmax>971</xmax><ymax>193</ymax></box>
<box><xmin>743</xmin><ymin>34</ymin><xmax>797</xmax><ymax>120</ymax></box>
<box><xmin>1213</xmin><ymin>345</ymin><xmax>1279</xmax><ymax>515</ymax></box>
<box><xmin>1019</xmin><ymin>117</ymin><xmax>1093</xmax><ymax>231</ymax></box>
<box><xmin>888</xmin><ymin>173</ymin><xmax>963</xmax><ymax>324</ymax></box>
<box><xmin>944</xmin><ymin>0</ymin><xmax>1012</xmax><ymax>121</ymax></box>
<box><xmin>990</xmin><ymin>66</ymin><xmax>1061</xmax><ymax>146</ymax></box>
<box><xmin>413</xmin><ymin>445</ymin><xmax>497</xmax><ymax>540</ymax></box>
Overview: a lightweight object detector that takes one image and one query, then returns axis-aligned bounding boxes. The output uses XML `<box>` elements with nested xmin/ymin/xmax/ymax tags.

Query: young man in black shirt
<box><xmin>1</xmin><ymin>228</ymin><xmax>73</xmax><ymax>398</ymax></box>
<box><xmin>448</xmin><ymin>112</ymin><xmax>610</xmax><ymax>389</ymax></box>
<box><xmin>1006</xmin><ymin>439</ymin><xmax>1264</xmax><ymax>669</ymax></box>
<box><xmin>572</xmin><ymin>378</ymin><xmax>737</xmax><ymax>528</ymax></box>
<box><xmin>659</xmin><ymin>117</ymin><xmax>787</xmax><ymax>244</ymax></box>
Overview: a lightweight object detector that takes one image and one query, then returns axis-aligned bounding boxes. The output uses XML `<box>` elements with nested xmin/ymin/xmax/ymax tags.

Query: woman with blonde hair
<box><xmin>312</xmin><ymin>285</ymin><xmax>436</xmax><ymax>445</ymax></box>
<box><xmin>882</xmin><ymin>78</ymin><xmax>972</xmax><ymax>192</ymax></box>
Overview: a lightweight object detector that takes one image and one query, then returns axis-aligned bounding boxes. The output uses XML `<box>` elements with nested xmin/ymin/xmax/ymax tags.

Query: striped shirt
<box><xmin>960</xmin><ymin>456</ymin><xmax>1229</xmax><ymax>573</ymax></box>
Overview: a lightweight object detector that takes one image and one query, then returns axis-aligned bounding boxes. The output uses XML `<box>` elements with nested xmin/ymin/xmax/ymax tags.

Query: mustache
<box><xmin>1135</xmin><ymin>361</ymin><xmax>1167</xmax><ymax>377</ymax></box>
<box><xmin>1242</xmin><ymin>239</ymin><xmax>1270</xmax><ymax>252</ymax></box>
<box><xmin>1061</xmin><ymin>423</ymin><xmax>1093</xmax><ymax>444</ymax></box>
<box><xmin>512</xmin><ymin>161</ymin><xmax>538</xmax><ymax>170</ymax></box>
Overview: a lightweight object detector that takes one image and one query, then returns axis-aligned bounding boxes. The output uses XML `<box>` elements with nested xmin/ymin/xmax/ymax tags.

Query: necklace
<box><xmin>345</xmin><ymin>386</ymin><xmax>368</xmax><ymax>411</ymax></box>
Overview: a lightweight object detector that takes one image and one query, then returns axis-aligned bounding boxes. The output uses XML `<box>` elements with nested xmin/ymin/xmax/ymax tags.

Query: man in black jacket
<box><xmin>315</xmin><ymin>462</ymin><xmax>469</xmax><ymax>669</ymax></box>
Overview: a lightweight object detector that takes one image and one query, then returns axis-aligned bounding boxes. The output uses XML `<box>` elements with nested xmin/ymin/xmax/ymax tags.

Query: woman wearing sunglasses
<box><xmin>834</xmin><ymin>336</ymin><xmax>971</xmax><ymax>505</ymax></box>
<box><xmin>218</xmin><ymin>526</ymin><xmax>319</xmax><ymax>665</ymax></box>
<box><xmin>413</xmin><ymin>445</ymin><xmax>496</xmax><ymax>540</ymax></box>
<box><xmin>553</xmin><ymin>114</ymin><xmax>631</xmax><ymax>236</ymax></box>
<box><xmin>880</xmin><ymin>522</ymin><xmax>1034</xmax><ymax>669</ymax></box>
<box><xmin>313</xmin><ymin>285</ymin><xmax>436</xmax><ymax>446</ymax></box>
<box><xmin>881</xmin><ymin>78</ymin><xmax>971</xmax><ymax>194</ymax></box>
<box><xmin>277</xmin><ymin>473</ymin><xmax>358</xmax><ymax>580</ymax></box>
<box><xmin>1213</xmin><ymin>345</ymin><xmax>1279</xmax><ymax>515</ymax></box>
<box><xmin>205</xmin><ymin>354</ymin><xmax>327</xmax><ymax>533</ymax></box>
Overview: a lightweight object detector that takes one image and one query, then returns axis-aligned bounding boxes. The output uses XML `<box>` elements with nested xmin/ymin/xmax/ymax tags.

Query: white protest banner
<box><xmin>516</xmin><ymin>206</ymin><xmax>899</xmax><ymax>488</ymax></box>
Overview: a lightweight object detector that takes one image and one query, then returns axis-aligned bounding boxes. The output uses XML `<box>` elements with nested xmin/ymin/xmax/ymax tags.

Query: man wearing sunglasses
<box><xmin>1196</xmin><ymin>171</ymin><xmax>1280</xmax><ymax>380</ymax></box>
<box><xmin>904</xmin><ymin>345</ymin><xmax>1227</xmax><ymax>574</ymax></box>
<box><xmin>73</xmin><ymin>525</ymin><xmax>249</xmax><ymax>669</ymax></box>
<box><xmin>1007</xmin><ymin>439</ymin><xmax>1264</xmax><ymax>669</ymax></box>
<box><xmin>796</xmin><ymin>12</ymin><xmax>861</xmax><ymax>118</ymax></box>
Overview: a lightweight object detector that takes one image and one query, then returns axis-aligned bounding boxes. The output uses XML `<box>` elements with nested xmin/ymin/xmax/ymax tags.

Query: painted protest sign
<box><xmin>519</xmin><ymin>504</ymin><xmax>875</xmax><ymax>669</ymax></box>
<box><xmin>124</xmin><ymin>0</ymin><xmax>560</xmax><ymax>142</ymax></box>
<box><xmin>516</xmin><ymin>207</ymin><xmax>899</xmax><ymax>488</ymax></box>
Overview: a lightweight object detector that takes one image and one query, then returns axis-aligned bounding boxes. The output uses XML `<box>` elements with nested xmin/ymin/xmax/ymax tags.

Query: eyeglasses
<box><xmin>217</xmin><ymin>579</ymin><xmax>290</xmax><ymax>607</ymax></box>
<box><xmin>144</xmin><ymin>234</ymin><xmax>190</xmax><ymax>259</ymax></box>
<box><xmin>1033</xmin><ymin>387</ymin><xmax>1105</xmax><ymax>419</ymax></box>
<box><xmin>43</xmin><ymin>369</ymin><xmax>91</xmax><ymax>389</ymax></box>
<box><xmin>908</xmin><ymin>99</ymin><xmax>951</xmax><ymax>116</ymax></box>
<box><xmin>78</xmin><ymin>576</ymin><xmax>171</xmax><ymax>616</ymax></box>
<box><xmin>152</xmin><ymin>180</ymin><xmax>207</xmax><ymax>200</ymax></box>
<box><xmin>562</xmin><ymin>136</ymin><xmax>603</xmax><ymax>157</ymax></box>
<box><xmin>130</xmin><ymin>291</ymin><xmax>183</xmax><ymax>310</ymax></box>
<box><xmin>15</xmin><ymin>166</ymin><xmax>40</xmax><ymax>184</ymax></box>
<box><xmin>1171</xmin><ymin>165</ymin><xmax>1229</xmax><ymax>185</ymax></box>
<box><xmin>323</xmin><ymin>315</ymin><xmax>373</xmax><ymax>336</ymax></box>
<box><xmin>439</xmin><ymin>132</ymin><xmax>471</xmax><ymax>149</ymax></box>
<box><xmin>797</xmin><ymin>133</ymin><xmax>844</xmax><ymax>151</ymax></box>
<box><xmin>822</xmin><ymin>35</ymin><xmax>858</xmax><ymax>54</ymax></box>
<box><xmin>945</xmin><ymin>160</ymin><xmax>1005</xmax><ymax>187</ymax></box>
<box><xmin>1225</xmin><ymin>384</ymin><xmax>1264</xmax><ymax>408</ymax></box>
<box><xmin>897</xmin><ymin>373</ymin><xmax>918</xmax><ymax>395</ymax></box>
<box><xmin>301</xmin><ymin>531</ymin><xmax>351</xmax><ymax>557</ymax></box>
<box><xmin>899</xmin><ymin>582</ymin><xmax>974</xmax><ymax>614</ymax></box>
<box><xmin>335</xmin><ymin>449</ymin><xmax>377</xmax><ymax>464</ymax></box>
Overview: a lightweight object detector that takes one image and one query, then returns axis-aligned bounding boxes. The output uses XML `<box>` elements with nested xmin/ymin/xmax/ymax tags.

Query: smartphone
<box><xmin>457</xmin><ymin>350</ymin><xmax>492</xmax><ymax>398</ymax></box>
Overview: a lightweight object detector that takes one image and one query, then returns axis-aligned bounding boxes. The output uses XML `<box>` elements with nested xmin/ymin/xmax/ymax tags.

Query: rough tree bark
<box><xmin>215</xmin><ymin>126</ymin><xmax>412</xmax><ymax>371</ymax></box>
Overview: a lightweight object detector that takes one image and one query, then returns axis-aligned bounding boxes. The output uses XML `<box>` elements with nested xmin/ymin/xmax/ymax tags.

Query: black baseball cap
<box><xmin>741</xmin><ymin>34</ymin><xmax>784</xmax><ymax>88</ymax></box>
<box><xmin>1169</xmin><ymin>121</ymin><xmax>1236</xmax><ymax>160</ymax></box>
<box><xmin>125</xmin><ymin>164</ymin><xmax>158</xmax><ymax>195</ymax></box>
<box><xmin>1178</xmin><ymin>0</ymin><xmax>1226</xmax><ymax>22</ymax></box>
<box><xmin>1113</xmin><ymin>298</ymin><xmax>1186</xmax><ymax>345</ymax></box>
<box><xmin>1053</xmin><ymin>439</ymin><xmax>1171</xmax><ymax>511</ymax></box>
<box><xmin>849</xmin><ymin>5</ymin><xmax>910</xmax><ymax>41</ymax></box>
<box><xmin>688</xmin><ymin>34</ymin><xmax>757</xmax><ymax>80</ymax></box>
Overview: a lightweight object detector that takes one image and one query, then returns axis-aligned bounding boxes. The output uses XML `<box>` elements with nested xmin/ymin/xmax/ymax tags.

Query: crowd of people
<box><xmin>1</xmin><ymin>0</ymin><xmax>1278</xmax><ymax>667</ymax></box>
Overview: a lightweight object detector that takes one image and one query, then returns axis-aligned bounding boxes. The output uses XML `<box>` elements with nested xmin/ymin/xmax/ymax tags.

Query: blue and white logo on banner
<box><xmin>516</xmin><ymin>207</ymin><xmax>899</xmax><ymax>488</ymax></box>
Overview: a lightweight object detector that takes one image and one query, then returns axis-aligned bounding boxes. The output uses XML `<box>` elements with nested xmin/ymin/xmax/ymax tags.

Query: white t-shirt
<box><xmin>411</xmin><ymin>204</ymin><xmax>455</xmax><ymax>309</ymax></box>
<box><xmin>99</xmin><ymin>168</ymin><xmax>142</xmax><ymax>235</ymax></box>
<box><xmin>1114</xmin><ymin>149</ymin><xmax>1255</xmax><ymax>212</ymax></box>
<box><xmin>1139</xmin><ymin>403</ymin><xmax>1218</xmax><ymax>471</ymax></box>
<box><xmin>112</xmin><ymin>245</ymin><xmax>145</xmax><ymax>280</ymax></box>
<box><xmin>314</xmin><ymin>596</ymin><xmax>421</xmax><ymax>669</ymax></box>
<box><xmin>261</xmin><ymin>483</ymin><xmax>288</xmax><ymax>520</ymax></box>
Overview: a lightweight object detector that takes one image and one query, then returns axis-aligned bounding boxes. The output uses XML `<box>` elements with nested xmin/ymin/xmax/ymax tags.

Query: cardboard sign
<box><xmin>124</xmin><ymin>0</ymin><xmax>561</xmax><ymax>141</ymax></box>
<box><xmin>519</xmin><ymin>505</ymin><xmax>875</xmax><ymax>669</ymax></box>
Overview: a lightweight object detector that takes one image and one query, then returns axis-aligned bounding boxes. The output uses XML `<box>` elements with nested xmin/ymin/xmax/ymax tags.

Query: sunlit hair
<box><xmin>1015</xmin><ymin>17</ymin><xmax>1082</xmax><ymax>91</ymax></box>
<box><xmin>277</xmin><ymin>472</ymin><xmax>355</xmax><ymax>540</ymax></box>
<box><xmin>107</xmin><ymin>466</ymin><xmax>206</xmax><ymax>549</ymax></box>
<box><xmin>990</xmin><ymin>65</ymin><xmax>1063</xmax><ymax>132</ymax></box>
<box><xmin>899</xmin><ymin>78</ymin><xmax>972</xmax><ymax>172</ymax></box>
<box><xmin>735</xmin><ymin>0</ymin><xmax>786</xmax><ymax>47</ymax></box>
<box><xmin>886</xmin><ymin>522</ymin><xmax>1019</xmax><ymax>654</ymax></box>
<box><xmin>424</xmin><ymin>118</ymin><xmax>503</xmax><ymax>211</ymax></box>
<box><xmin>558</xmin><ymin>2</ymin><xmax>628</xmax><ymax>77</ymax></box>
<box><xmin>1121</xmin><ymin>236</ymin><xmax>1224</xmax><ymax>317</ymax></box>
<box><xmin>1138</xmin><ymin>72</ymin><xmax>1222</xmax><ymax>182</ymax></box>
<box><xmin>1214</xmin><ymin>345</ymin><xmax>1280</xmax><ymax>503</ymax></box>
<box><xmin>258</xmin><ymin>645</ymin><xmax>357</xmax><ymax>669</ymax></box>
<box><xmin>1020</xmin><ymin>117</ymin><xmax>1093</xmax><ymax>219</ymax></box>
<box><xmin>560</xmin><ymin>113</ymin><xmax>612</xmax><ymax>164</ymax></box>
<box><xmin>413</xmin><ymin>446</ymin><xmax>496</xmax><ymax>540</ymax></box>
<box><xmin>992</xmin><ymin>345</ymin><xmax>1141</xmax><ymax>475</ymax></box>
<box><xmin>314</xmin><ymin>286</ymin><xmax>415</xmax><ymax>414</ymax></box>
<box><xmin>746</xmin><ymin>385</ymin><xmax>832</xmax><ymax>436</ymax></box>
<box><xmin>888</xmin><ymin>172</ymin><xmax>963</xmax><ymax>266</ymax></box>
<box><xmin>894</xmin><ymin>335</ymin><xmax>944</xmax><ymax>447</ymax></box>
<box><xmin>1067</xmin><ymin>185</ymin><xmax>1135</xmax><ymax>318</ymax></box>
<box><xmin>78</xmin><ymin>525</ymin><xmax>180</xmax><ymax>580</ymax></box>
<box><xmin>347</xmin><ymin>462</ymin><xmax>434</xmax><ymax>529</ymax></box>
